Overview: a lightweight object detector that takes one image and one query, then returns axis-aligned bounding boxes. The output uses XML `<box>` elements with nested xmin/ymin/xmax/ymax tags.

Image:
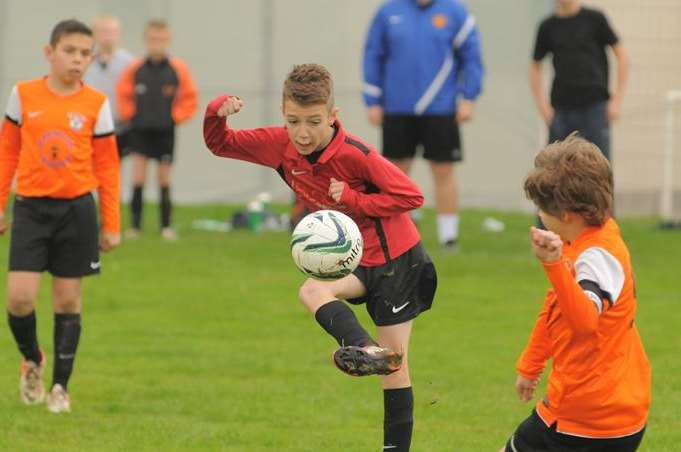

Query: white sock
<box><xmin>437</xmin><ymin>214</ymin><xmax>459</xmax><ymax>244</ymax></box>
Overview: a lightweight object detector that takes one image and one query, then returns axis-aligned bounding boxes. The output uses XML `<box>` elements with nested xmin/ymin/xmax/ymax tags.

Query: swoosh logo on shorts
<box><xmin>391</xmin><ymin>301</ymin><xmax>410</xmax><ymax>314</ymax></box>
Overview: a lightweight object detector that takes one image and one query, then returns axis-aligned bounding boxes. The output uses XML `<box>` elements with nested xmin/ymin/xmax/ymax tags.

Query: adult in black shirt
<box><xmin>529</xmin><ymin>0</ymin><xmax>629</xmax><ymax>160</ymax></box>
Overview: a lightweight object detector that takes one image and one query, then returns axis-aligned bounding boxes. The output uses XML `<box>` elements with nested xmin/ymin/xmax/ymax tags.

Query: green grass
<box><xmin>0</xmin><ymin>206</ymin><xmax>679</xmax><ymax>451</ymax></box>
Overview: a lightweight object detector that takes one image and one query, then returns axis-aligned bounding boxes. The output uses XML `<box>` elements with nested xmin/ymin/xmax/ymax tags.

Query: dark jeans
<box><xmin>549</xmin><ymin>101</ymin><xmax>610</xmax><ymax>160</ymax></box>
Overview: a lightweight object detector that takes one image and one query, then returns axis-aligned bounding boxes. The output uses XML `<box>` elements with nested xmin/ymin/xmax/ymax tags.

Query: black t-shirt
<box><xmin>533</xmin><ymin>7</ymin><xmax>619</xmax><ymax>108</ymax></box>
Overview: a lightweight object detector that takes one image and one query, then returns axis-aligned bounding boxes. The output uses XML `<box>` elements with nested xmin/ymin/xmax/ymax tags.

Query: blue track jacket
<box><xmin>363</xmin><ymin>0</ymin><xmax>484</xmax><ymax>115</ymax></box>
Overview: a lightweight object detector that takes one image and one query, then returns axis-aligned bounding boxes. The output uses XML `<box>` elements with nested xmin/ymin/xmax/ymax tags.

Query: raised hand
<box><xmin>217</xmin><ymin>96</ymin><xmax>244</xmax><ymax>118</ymax></box>
<box><xmin>529</xmin><ymin>226</ymin><xmax>563</xmax><ymax>263</ymax></box>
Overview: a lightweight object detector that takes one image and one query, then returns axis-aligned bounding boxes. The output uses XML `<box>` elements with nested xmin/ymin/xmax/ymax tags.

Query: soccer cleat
<box><xmin>20</xmin><ymin>351</ymin><xmax>46</xmax><ymax>405</ymax></box>
<box><xmin>333</xmin><ymin>345</ymin><xmax>402</xmax><ymax>376</ymax></box>
<box><xmin>442</xmin><ymin>239</ymin><xmax>459</xmax><ymax>253</ymax></box>
<box><xmin>46</xmin><ymin>384</ymin><xmax>71</xmax><ymax>413</ymax></box>
<box><xmin>161</xmin><ymin>227</ymin><xmax>178</xmax><ymax>241</ymax></box>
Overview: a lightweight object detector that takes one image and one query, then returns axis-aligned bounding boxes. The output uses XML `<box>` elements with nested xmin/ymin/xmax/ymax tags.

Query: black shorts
<box><xmin>9</xmin><ymin>193</ymin><xmax>100</xmax><ymax>278</ymax></box>
<box><xmin>115</xmin><ymin>124</ymin><xmax>132</xmax><ymax>159</ymax></box>
<box><xmin>348</xmin><ymin>242</ymin><xmax>437</xmax><ymax>326</ymax></box>
<box><xmin>505</xmin><ymin>410</ymin><xmax>646</xmax><ymax>452</ymax></box>
<box><xmin>130</xmin><ymin>128</ymin><xmax>175</xmax><ymax>163</ymax></box>
<box><xmin>382</xmin><ymin>114</ymin><xmax>462</xmax><ymax>162</ymax></box>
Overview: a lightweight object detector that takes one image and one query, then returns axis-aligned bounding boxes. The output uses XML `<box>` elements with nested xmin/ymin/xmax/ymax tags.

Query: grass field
<box><xmin>0</xmin><ymin>205</ymin><xmax>679</xmax><ymax>451</ymax></box>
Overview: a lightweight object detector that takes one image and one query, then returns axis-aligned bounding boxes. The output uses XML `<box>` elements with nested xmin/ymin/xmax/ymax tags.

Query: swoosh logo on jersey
<box><xmin>90</xmin><ymin>261</ymin><xmax>101</xmax><ymax>270</ymax></box>
<box><xmin>292</xmin><ymin>169</ymin><xmax>307</xmax><ymax>176</ymax></box>
<box><xmin>391</xmin><ymin>301</ymin><xmax>410</xmax><ymax>314</ymax></box>
<box><xmin>28</xmin><ymin>111</ymin><xmax>43</xmax><ymax>118</ymax></box>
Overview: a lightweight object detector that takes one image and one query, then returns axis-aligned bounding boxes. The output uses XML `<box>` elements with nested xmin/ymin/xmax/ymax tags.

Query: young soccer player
<box><xmin>0</xmin><ymin>19</ymin><xmax>121</xmax><ymax>413</ymax></box>
<box><xmin>501</xmin><ymin>134</ymin><xmax>650</xmax><ymax>451</ymax></box>
<box><xmin>117</xmin><ymin>19</ymin><xmax>198</xmax><ymax>241</ymax></box>
<box><xmin>204</xmin><ymin>64</ymin><xmax>437</xmax><ymax>452</ymax></box>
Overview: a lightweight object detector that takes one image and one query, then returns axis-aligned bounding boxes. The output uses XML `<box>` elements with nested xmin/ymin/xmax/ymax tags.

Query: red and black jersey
<box><xmin>203</xmin><ymin>95</ymin><xmax>423</xmax><ymax>266</ymax></box>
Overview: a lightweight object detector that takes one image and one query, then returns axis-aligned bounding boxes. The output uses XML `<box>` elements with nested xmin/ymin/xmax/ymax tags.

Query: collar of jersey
<box><xmin>564</xmin><ymin>218</ymin><xmax>617</xmax><ymax>255</ymax></box>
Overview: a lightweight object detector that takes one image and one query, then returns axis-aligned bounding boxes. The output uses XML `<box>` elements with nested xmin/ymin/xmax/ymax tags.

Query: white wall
<box><xmin>1</xmin><ymin>0</ymin><xmax>678</xmax><ymax>216</ymax></box>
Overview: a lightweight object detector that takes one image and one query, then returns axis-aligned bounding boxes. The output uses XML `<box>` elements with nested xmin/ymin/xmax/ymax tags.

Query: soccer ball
<box><xmin>290</xmin><ymin>210</ymin><xmax>363</xmax><ymax>280</ymax></box>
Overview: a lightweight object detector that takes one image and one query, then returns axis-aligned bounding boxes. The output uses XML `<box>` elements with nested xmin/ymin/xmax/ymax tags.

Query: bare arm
<box><xmin>528</xmin><ymin>61</ymin><xmax>553</xmax><ymax>126</ymax></box>
<box><xmin>608</xmin><ymin>43</ymin><xmax>630</xmax><ymax>121</ymax></box>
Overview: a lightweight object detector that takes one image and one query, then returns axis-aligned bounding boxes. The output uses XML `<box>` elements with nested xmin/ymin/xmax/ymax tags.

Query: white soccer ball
<box><xmin>290</xmin><ymin>210</ymin><xmax>363</xmax><ymax>280</ymax></box>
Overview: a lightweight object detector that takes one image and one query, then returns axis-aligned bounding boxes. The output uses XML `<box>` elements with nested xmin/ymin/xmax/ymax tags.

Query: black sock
<box><xmin>131</xmin><ymin>185</ymin><xmax>144</xmax><ymax>229</ymax></box>
<box><xmin>384</xmin><ymin>387</ymin><xmax>414</xmax><ymax>452</ymax></box>
<box><xmin>53</xmin><ymin>313</ymin><xmax>81</xmax><ymax>390</ymax></box>
<box><xmin>160</xmin><ymin>185</ymin><xmax>171</xmax><ymax>228</ymax></box>
<box><xmin>8</xmin><ymin>311</ymin><xmax>42</xmax><ymax>364</ymax></box>
<box><xmin>314</xmin><ymin>300</ymin><xmax>374</xmax><ymax>347</ymax></box>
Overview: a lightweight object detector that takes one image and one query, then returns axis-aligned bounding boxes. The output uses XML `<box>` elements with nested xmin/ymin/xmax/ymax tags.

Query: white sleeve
<box><xmin>453</xmin><ymin>14</ymin><xmax>476</xmax><ymax>49</ymax></box>
<box><xmin>5</xmin><ymin>86</ymin><xmax>22</xmax><ymax>125</ymax></box>
<box><xmin>574</xmin><ymin>247</ymin><xmax>625</xmax><ymax>313</ymax></box>
<box><xmin>94</xmin><ymin>98</ymin><xmax>115</xmax><ymax>137</ymax></box>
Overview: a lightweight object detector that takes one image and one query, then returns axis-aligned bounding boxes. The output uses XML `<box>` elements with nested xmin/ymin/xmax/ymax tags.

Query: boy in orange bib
<box><xmin>502</xmin><ymin>133</ymin><xmax>650</xmax><ymax>451</ymax></box>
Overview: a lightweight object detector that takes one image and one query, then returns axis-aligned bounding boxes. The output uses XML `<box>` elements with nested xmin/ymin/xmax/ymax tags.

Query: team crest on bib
<box><xmin>37</xmin><ymin>130</ymin><xmax>74</xmax><ymax>169</ymax></box>
<box><xmin>67</xmin><ymin>112</ymin><xmax>86</xmax><ymax>132</ymax></box>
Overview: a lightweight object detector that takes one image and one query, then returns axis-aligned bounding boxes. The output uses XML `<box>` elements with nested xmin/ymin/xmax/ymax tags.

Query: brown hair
<box><xmin>50</xmin><ymin>19</ymin><xmax>92</xmax><ymax>46</ymax></box>
<box><xmin>145</xmin><ymin>19</ymin><xmax>169</xmax><ymax>32</ymax></box>
<box><xmin>282</xmin><ymin>64</ymin><xmax>334</xmax><ymax>108</ymax></box>
<box><xmin>524</xmin><ymin>133</ymin><xmax>613</xmax><ymax>226</ymax></box>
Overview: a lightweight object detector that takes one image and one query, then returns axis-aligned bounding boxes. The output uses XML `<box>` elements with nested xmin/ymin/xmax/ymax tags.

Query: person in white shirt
<box><xmin>85</xmin><ymin>15</ymin><xmax>134</xmax><ymax>157</ymax></box>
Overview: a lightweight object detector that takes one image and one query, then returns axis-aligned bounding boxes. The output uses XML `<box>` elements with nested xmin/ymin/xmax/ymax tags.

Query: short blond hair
<box><xmin>145</xmin><ymin>19</ymin><xmax>169</xmax><ymax>32</ymax></box>
<box><xmin>92</xmin><ymin>15</ymin><xmax>120</xmax><ymax>29</ymax></box>
<box><xmin>282</xmin><ymin>64</ymin><xmax>334</xmax><ymax>108</ymax></box>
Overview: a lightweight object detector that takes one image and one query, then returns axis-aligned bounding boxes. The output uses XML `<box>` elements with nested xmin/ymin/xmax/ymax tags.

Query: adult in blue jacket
<box><xmin>363</xmin><ymin>0</ymin><xmax>483</xmax><ymax>250</ymax></box>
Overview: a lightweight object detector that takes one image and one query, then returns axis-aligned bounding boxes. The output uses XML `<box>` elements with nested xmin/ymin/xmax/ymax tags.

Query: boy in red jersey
<box><xmin>0</xmin><ymin>19</ymin><xmax>120</xmax><ymax>413</ymax></box>
<box><xmin>501</xmin><ymin>134</ymin><xmax>650</xmax><ymax>451</ymax></box>
<box><xmin>204</xmin><ymin>64</ymin><xmax>437</xmax><ymax>452</ymax></box>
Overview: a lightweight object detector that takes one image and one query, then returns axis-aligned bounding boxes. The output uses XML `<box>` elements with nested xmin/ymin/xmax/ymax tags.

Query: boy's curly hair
<box><xmin>524</xmin><ymin>132</ymin><xmax>613</xmax><ymax>226</ymax></box>
<box><xmin>283</xmin><ymin>64</ymin><xmax>334</xmax><ymax>108</ymax></box>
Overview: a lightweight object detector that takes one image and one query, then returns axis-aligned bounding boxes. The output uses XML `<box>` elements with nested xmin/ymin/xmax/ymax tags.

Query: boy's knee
<box><xmin>298</xmin><ymin>279</ymin><xmax>332</xmax><ymax>312</ymax></box>
<box><xmin>53</xmin><ymin>293</ymin><xmax>81</xmax><ymax>314</ymax></box>
<box><xmin>298</xmin><ymin>279</ymin><xmax>319</xmax><ymax>303</ymax></box>
<box><xmin>7</xmin><ymin>290</ymin><xmax>37</xmax><ymax>315</ymax></box>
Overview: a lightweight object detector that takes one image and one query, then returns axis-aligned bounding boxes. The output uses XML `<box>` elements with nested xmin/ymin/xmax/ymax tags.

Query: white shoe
<box><xmin>46</xmin><ymin>384</ymin><xmax>71</xmax><ymax>413</ymax></box>
<box><xmin>161</xmin><ymin>227</ymin><xmax>178</xmax><ymax>241</ymax></box>
<box><xmin>124</xmin><ymin>228</ymin><xmax>142</xmax><ymax>240</ymax></box>
<box><xmin>20</xmin><ymin>353</ymin><xmax>46</xmax><ymax>405</ymax></box>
